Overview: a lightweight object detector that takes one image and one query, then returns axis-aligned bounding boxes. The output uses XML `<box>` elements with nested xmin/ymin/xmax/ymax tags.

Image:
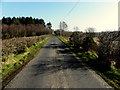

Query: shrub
<box><xmin>2</xmin><ymin>35</ymin><xmax>49</xmax><ymax>57</ymax></box>
<box><xmin>69</xmin><ymin>31</ymin><xmax>85</xmax><ymax>48</ymax></box>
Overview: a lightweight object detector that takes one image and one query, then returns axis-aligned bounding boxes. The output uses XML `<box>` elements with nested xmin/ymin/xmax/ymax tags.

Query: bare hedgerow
<box><xmin>2</xmin><ymin>24</ymin><xmax>52</xmax><ymax>39</ymax></box>
<box><xmin>68</xmin><ymin>30</ymin><xmax>120</xmax><ymax>70</ymax></box>
<box><xmin>69</xmin><ymin>31</ymin><xmax>85</xmax><ymax>48</ymax></box>
<box><xmin>2</xmin><ymin>35</ymin><xmax>49</xmax><ymax>57</ymax></box>
<box><xmin>97</xmin><ymin>31</ymin><xmax>120</xmax><ymax>70</ymax></box>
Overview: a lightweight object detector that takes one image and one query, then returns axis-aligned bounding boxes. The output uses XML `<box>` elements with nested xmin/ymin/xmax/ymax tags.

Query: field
<box><xmin>1</xmin><ymin>35</ymin><xmax>51</xmax><ymax>80</ymax></box>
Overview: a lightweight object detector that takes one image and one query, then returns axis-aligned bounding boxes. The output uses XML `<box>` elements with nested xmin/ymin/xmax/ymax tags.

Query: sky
<box><xmin>1</xmin><ymin>0</ymin><xmax>119</xmax><ymax>32</ymax></box>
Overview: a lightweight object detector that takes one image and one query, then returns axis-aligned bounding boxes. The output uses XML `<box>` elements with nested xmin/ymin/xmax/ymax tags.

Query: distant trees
<box><xmin>1</xmin><ymin>17</ymin><xmax>52</xmax><ymax>39</ymax></box>
<box><xmin>2</xmin><ymin>17</ymin><xmax>45</xmax><ymax>25</ymax></box>
<box><xmin>85</xmin><ymin>27</ymin><xmax>95</xmax><ymax>33</ymax></box>
<box><xmin>85</xmin><ymin>28</ymin><xmax>95</xmax><ymax>37</ymax></box>
<box><xmin>54</xmin><ymin>29</ymin><xmax>72</xmax><ymax>37</ymax></box>
<box><xmin>57</xmin><ymin>21</ymin><xmax>68</xmax><ymax>36</ymax></box>
<box><xmin>59</xmin><ymin>21</ymin><xmax>68</xmax><ymax>31</ymax></box>
<box><xmin>46</xmin><ymin>22</ymin><xmax>52</xmax><ymax>29</ymax></box>
<box><xmin>73</xmin><ymin>26</ymin><xmax>79</xmax><ymax>31</ymax></box>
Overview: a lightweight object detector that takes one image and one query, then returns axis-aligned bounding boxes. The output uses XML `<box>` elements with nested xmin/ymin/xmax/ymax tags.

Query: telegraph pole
<box><xmin>60</xmin><ymin>22</ymin><xmax>62</xmax><ymax>36</ymax></box>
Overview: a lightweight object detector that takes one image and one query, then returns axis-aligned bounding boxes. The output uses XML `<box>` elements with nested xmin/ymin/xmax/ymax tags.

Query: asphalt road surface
<box><xmin>5</xmin><ymin>36</ymin><xmax>112</xmax><ymax>88</ymax></box>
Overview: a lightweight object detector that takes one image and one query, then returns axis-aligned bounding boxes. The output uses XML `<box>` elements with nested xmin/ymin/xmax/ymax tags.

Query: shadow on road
<box><xmin>32</xmin><ymin>58</ymin><xmax>87</xmax><ymax>76</ymax></box>
<box><xmin>32</xmin><ymin>43</ymin><xmax>87</xmax><ymax>76</ymax></box>
<box><xmin>42</xmin><ymin>44</ymin><xmax>58</xmax><ymax>49</ymax></box>
<box><xmin>57</xmin><ymin>49</ymin><xmax>73</xmax><ymax>54</ymax></box>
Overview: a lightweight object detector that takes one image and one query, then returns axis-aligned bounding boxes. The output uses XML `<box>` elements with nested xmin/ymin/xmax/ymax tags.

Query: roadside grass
<box><xmin>2</xmin><ymin>36</ymin><xmax>51</xmax><ymax>80</ymax></box>
<box><xmin>58</xmin><ymin>36</ymin><xmax>120</xmax><ymax>90</ymax></box>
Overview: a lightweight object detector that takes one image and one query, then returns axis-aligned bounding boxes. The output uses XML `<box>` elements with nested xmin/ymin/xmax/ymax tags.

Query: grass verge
<box><xmin>2</xmin><ymin>36</ymin><xmax>51</xmax><ymax>88</ymax></box>
<box><xmin>58</xmin><ymin>36</ymin><xmax>120</xmax><ymax>90</ymax></box>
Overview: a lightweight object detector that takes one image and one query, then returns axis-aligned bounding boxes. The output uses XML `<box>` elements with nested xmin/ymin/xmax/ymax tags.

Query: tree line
<box><xmin>1</xmin><ymin>17</ymin><xmax>46</xmax><ymax>25</ymax></box>
<box><xmin>1</xmin><ymin>17</ymin><xmax>52</xmax><ymax>39</ymax></box>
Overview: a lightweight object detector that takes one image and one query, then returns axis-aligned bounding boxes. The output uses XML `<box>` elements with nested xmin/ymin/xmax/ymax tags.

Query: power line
<box><xmin>58</xmin><ymin>0</ymin><xmax>80</xmax><ymax>31</ymax></box>
<box><xmin>63</xmin><ymin>0</ymin><xmax>80</xmax><ymax>20</ymax></box>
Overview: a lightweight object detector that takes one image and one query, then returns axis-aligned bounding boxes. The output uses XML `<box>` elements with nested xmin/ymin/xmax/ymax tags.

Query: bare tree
<box><xmin>73</xmin><ymin>26</ymin><xmax>79</xmax><ymax>31</ymax></box>
<box><xmin>59</xmin><ymin>21</ymin><xmax>68</xmax><ymax>31</ymax></box>
<box><xmin>85</xmin><ymin>28</ymin><xmax>95</xmax><ymax>37</ymax></box>
<box><xmin>85</xmin><ymin>28</ymin><xmax>95</xmax><ymax>33</ymax></box>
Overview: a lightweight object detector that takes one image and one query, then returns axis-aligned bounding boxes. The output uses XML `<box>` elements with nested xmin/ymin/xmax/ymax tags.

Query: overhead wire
<box><xmin>59</xmin><ymin>0</ymin><xmax>80</xmax><ymax>31</ymax></box>
<box><xmin>63</xmin><ymin>0</ymin><xmax>80</xmax><ymax>20</ymax></box>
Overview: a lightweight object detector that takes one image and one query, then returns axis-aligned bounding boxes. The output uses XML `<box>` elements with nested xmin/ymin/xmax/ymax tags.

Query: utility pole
<box><xmin>59</xmin><ymin>22</ymin><xmax>62</xmax><ymax>36</ymax></box>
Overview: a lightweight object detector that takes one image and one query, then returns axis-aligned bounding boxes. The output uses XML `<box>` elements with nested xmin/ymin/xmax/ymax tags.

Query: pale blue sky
<box><xmin>1</xmin><ymin>1</ymin><xmax>118</xmax><ymax>32</ymax></box>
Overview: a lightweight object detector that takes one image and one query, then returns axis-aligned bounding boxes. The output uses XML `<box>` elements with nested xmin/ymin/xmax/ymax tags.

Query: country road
<box><xmin>5</xmin><ymin>36</ymin><xmax>113</xmax><ymax>88</ymax></box>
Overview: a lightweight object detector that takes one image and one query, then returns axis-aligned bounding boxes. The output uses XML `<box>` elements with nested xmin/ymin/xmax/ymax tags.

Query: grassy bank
<box><xmin>58</xmin><ymin>36</ymin><xmax>120</xmax><ymax>90</ymax></box>
<box><xmin>2</xmin><ymin>36</ymin><xmax>51</xmax><ymax>82</ymax></box>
